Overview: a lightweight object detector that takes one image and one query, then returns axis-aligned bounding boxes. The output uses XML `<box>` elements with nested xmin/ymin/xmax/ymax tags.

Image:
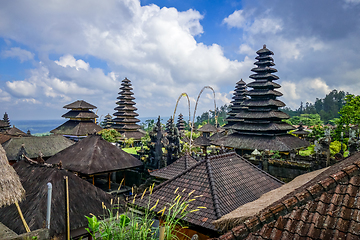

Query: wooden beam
<box><xmin>64</xmin><ymin>176</ymin><xmax>70</xmax><ymax>240</ymax></box>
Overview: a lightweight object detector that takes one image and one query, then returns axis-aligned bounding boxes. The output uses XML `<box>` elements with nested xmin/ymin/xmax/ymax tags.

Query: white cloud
<box><xmin>249</xmin><ymin>18</ymin><xmax>283</xmax><ymax>34</ymax></box>
<box><xmin>1</xmin><ymin>47</ymin><xmax>34</xmax><ymax>62</ymax></box>
<box><xmin>223</xmin><ymin>10</ymin><xmax>246</xmax><ymax>28</ymax></box>
<box><xmin>6</xmin><ymin>80</ymin><xmax>37</xmax><ymax>98</ymax></box>
<box><xmin>0</xmin><ymin>89</ymin><xmax>11</xmax><ymax>102</ymax></box>
<box><xmin>280</xmin><ymin>78</ymin><xmax>331</xmax><ymax>109</ymax></box>
<box><xmin>55</xmin><ymin>55</ymin><xmax>89</xmax><ymax>70</ymax></box>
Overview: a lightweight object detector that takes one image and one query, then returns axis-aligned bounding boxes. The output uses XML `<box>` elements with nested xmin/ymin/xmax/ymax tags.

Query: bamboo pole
<box><xmin>64</xmin><ymin>176</ymin><xmax>70</xmax><ymax>240</ymax></box>
<box><xmin>15</xmin><ymin>201</ymin><xmax>30</xmax><ymax>233</ymax></box>
<box><xmin>159</xmin><ymin>226</ymin><xmax>165</xmax><ymax>240</ymax></box>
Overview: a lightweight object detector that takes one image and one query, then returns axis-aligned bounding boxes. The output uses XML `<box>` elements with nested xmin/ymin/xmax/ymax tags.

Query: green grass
<box><xmin>122</xmin><ymin>147</ymin><xmax>142</xmax><ymax>154</ymax></box>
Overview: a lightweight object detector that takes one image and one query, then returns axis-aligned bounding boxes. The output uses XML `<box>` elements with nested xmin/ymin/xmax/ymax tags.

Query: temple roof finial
<box><xmin>263</xmin><ymin>44</ymin><xmax>266</xmax><ymax>49</ymax></box>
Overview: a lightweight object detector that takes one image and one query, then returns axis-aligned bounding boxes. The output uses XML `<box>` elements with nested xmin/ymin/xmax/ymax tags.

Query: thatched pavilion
<box><xmin>0</xmin><ymin>145</ymin><xmax>25</xmax><ymax>208</ymax></box>
<box><xmin>213</xmin><ymin>45</ymin><xmax>308</xmax><ymax>153</ymax></box>
<box><xmin>0</xmin><ymin>159</ymin><xmax>113</xmax><ymax>238</ymax></box>
<box><xmin>2</xmin><ymin>135</ymin><xmax>74</xmax><ymax>164</ymax></box>
<box><xmin>47</xmin><ymin>134</ymin><xmax>143</xmax><ymax>189</ymax></box>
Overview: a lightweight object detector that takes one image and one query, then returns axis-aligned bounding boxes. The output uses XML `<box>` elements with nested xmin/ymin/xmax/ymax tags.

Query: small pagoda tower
<box><xmin>0</xmin><ymin>113</ymin><xmax>11</xmax><ymax>132</ymax></box>
<box><xmin>103</xmin><ymin>114</ymin><xmax>113</xmax><ymax>129</ymax></box>
<box><xmin>166</xmin><ymin>117</ymin><xmax>174</xmax><ymax>134</ymax></box>
<box><xmin>213</xmin><ymin>45</ymin><xmax>308</xmax><ymax>153</ymax></box>
<box><xmin>50</xmin><ymin>100</ymin><xmax>102</xmax><ymax>138</ymax></box>
<box><xmin>112</xmin><ymin>78</ymin><xmax>145</xmax><ymax>140</ymax></box>
<box><xmin>224</xmin><ymin>79</ymin><xmax>247</xmax><ymax>129</ymax></box>
<box><xmin>176</xmin><ymin>113</ymin><xmax>186</xmax><ymax>132</ymax></box>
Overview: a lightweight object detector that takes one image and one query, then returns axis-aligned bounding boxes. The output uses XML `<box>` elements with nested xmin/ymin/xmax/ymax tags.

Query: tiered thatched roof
<box><xmin>224</xmin><ymin>79</ymin><xmax>247</xmax><ymax>129</ymax></box>
<box><xmin>50</xmin><ymin>100</ymin><xmax>102</xmax><ymax>136</ymax></box>
<box><xmin>112</xmin><ymin>78</ymin><xmax>144</xmax><ymax>140</ymax></box>
<box><xmin>0</xmin><ymin>159</ymin><xmax>113</xmax><ymax>235</ymax></box>
<box><xmin>47</xmin><ymin>134</ymin><xmax>143</xmax><ymax>175</ymax></box>
<box><xmin>213</xmin><ymin>45</ymin><xmax>308</xmax><ymax>151</ymax></box>
<box><xmin>0</xmin><ymin>145</ymin><xmax>25</xmax><ymax>207</ymax></box>
<box><xmin>176</xmin><ymin>113</ymin><xmax>186</xmax><ymax>132</ymax></box>
<box><xmin>135</xmin><ymin>152</ymin><xmax>283</xmax><ymax>232</ymax></box>
<box><xmin>197</xmin><ymin>123</ymin><xmax>217</xmax><ymax>133</ymax></box>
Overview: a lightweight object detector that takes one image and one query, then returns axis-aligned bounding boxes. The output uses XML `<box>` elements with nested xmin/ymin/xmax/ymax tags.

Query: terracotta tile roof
<box><xmin>134</xmin><ymin>152</ymin><xmax>283</xmax><ymax>231</ymax></box>
<box><xmin>215</xmin><ymin>152</ymin><xmax>360</xmax><ymax>240</ymax></box>
<box><xmin>150</xmin><ymin>154</ymin><xmax>198</xmax><ymax>180</ymax></box>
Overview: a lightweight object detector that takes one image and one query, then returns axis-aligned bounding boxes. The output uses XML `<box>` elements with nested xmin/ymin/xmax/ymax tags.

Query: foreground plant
<box><xmin>85</xmin><ymin>182</ymin><xmax>205</xmax><ymax>240</ymax></box>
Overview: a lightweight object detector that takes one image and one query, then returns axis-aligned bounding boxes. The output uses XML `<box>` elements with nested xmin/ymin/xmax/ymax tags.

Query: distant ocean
<box><xmin>11</xmin><ymin>117</ymin><xmax>172</xmax><ymax>135</ymax></box>
<box><xmin>11</xmin><ymin>119</ymin><xmax>65</xmax><ymax>135</ymax></box>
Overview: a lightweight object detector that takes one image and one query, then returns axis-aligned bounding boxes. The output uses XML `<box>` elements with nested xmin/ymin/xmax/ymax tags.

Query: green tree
<box><xmin>98</xmin><ymin>129</ymin><xmax>122</xmax><ymax>142</ymax></box>
<box><xmin>285</xmin><ymin>114</ymin><xmax>323</xmax><ymax>127</ymax></box>
<box><xmin>336</xmin><ymin>94</ymin><xmax>360</xmax><ymax>139</ymax></box>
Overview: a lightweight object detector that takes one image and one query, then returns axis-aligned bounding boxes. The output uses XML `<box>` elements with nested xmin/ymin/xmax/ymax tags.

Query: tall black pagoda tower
<box><xmin>213</xmin><ymin>45</ymin><xmax>308</xmax><ymax>152</ymax></box>
<box><xmin>112</xmin><ymin>78</ymin><xmax>145</xmax><ymax>140</ymax></box>
<box><xmin>224</xmin><ymin>79</ymin><xmax>247</xmax><ymax>129</ymax></box>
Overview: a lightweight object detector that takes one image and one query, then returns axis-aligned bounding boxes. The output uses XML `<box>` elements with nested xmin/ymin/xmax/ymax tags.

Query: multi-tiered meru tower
<box><xmin>214</xmin><ymin>45</ymin><xmax>308</xmax><ymax>152</ymax></box>
<box><xmin>224</xmin><ymin>79</ymin><xmax>247</xmax><ymax>130</ymax></box>
<box><xmin>112</xmin><ymin>78</ymin><xmax>145</xmax><ymax>140</ymax></box>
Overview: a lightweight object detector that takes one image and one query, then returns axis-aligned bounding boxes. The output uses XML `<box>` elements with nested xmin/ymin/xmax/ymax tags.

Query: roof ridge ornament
<box><xmin>263</xmin><ymin>44</ymin><xmax>266</xmax><ymax>49</ymax></box>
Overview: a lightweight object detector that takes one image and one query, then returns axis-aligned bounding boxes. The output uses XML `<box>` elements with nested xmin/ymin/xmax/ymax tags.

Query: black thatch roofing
<box><xmin>0</xmin><ymin>160</ymin><xmax>113</xmax><ymax>235</ymax></box>
<box><xmin>61</xmin><ymin>110</ymin><xmax>98</xmax><ymax>119</ymax></box>
<box><xmin>193</xmin><ymin>135</ymin><xmax>212</xmax><ymax>147</ymax></box>
<box><xmin>0</xmin><ymin>120</ymin><xmax>8</xmax><ymax>128</ymax></box>
<box><xmin>47</xmin><ymin>134</ymin><xmax>143</xmax><ymax>175</ymax></box>
<box><xmin>208</xmin><ymin>131</ymin><xmax>227</xmax><ymax>141</ymax></box>
<box><xmin>176</xmin><ymin>113</ymin><xmax>186</xmax><ymax>132</ymax></box>
<box><xmin>5</xmin><ymin>126</ymin><xmax>28</xmax><ymax>136</ymax></box>
<box><xmin>120</xmin><ymin>130</ymin><xmax>146</xmax><ymax>140</ymax></box>
<box><xmin>50</xmin><ymin>120</ymin><xmax>103</xmax><ymax>136</ymax></box>
<box><xmin>2</xmin><ymin>135</ymin><xmax>74</xmax><ymax>161</ymax></box>
<box><xmin>63</xmin><ymin>100</ymin><xmax>97</xmax><ymax>110</ymax></box>
<box><xmin>134</xmin><ymin>152</ymin><xmax>283</xmax><ymax>231</ymax></box>
<box><xmin>197</xmin><ymin>123</ymin><xmax>217</xmax><ymax>133</ymax></box>
<box><xmin>150</xmin><ymin>154</ymin><xmax>197</xmax><ymax>180</ymax></box>
<box><xmin>229</xmin><ymin>122</ymin><xmax>294</xmax><ymax>132</ymax></box>
<box><xmin>212</xmin><ymin>133</ymin><xmax>309</xmax><ymax>151</ymax></box>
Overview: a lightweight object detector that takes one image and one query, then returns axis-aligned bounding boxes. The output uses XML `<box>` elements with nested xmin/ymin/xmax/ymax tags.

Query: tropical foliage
<box><xmin>99</xmin><ymin>129</ymin><xmax>122</xmax><ymax>143</ymax></box>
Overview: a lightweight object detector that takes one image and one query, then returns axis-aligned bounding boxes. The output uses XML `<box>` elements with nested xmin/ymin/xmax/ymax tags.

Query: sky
<box><xmin>0</xmin><ymin>0</ymin><xmax>360</xmax><ymax>121</ymax></box>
